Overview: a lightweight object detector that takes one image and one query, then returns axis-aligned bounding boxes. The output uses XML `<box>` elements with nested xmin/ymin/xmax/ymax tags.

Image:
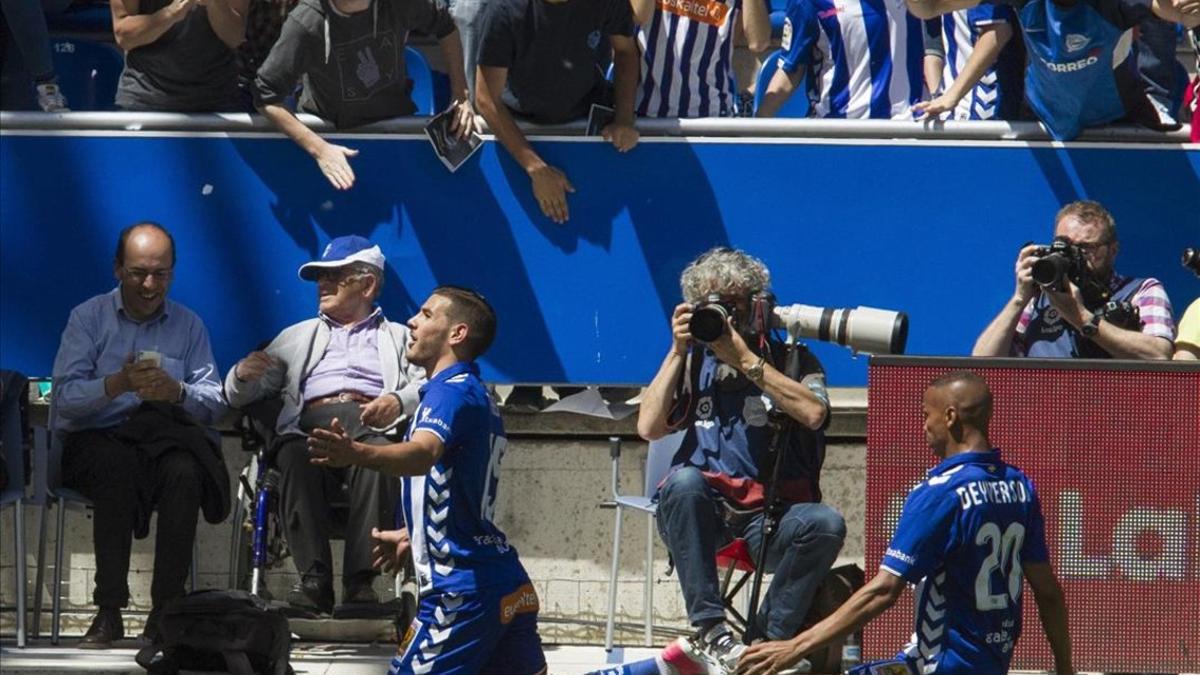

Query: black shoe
<box><xmin>286</xmin><ymin>577</ymin><xmax>334</xmax><ymax>615</ymax></box>
<box><xmin>78</xmin><ymin>608</ymin><xmax>124</xmax><ymax>649</ymax></box>
<box><xmin>342</xmin><ymin>580</ymin><xmax>379</xmax><ymax>605</ymax></box>
<box><xmin>136</xmin><ymin>607</ymin><xmax>164</xmax><ymax>646</ymax></box>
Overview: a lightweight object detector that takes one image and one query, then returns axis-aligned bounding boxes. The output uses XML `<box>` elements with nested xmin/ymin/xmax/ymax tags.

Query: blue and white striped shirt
<box><xmin>935</xmin><ymin>5</ymin><xmax>1023</xmax><ymax>119</ymax></box>
<box><xmin>636</xmin><ymin>0</ymin><xmax>743</xmax><ymax>117</ymax></box>
<box><xmin>779</xmin><ymin>0</ymin><xmax>923</xmax><ymax>119</ymax></box>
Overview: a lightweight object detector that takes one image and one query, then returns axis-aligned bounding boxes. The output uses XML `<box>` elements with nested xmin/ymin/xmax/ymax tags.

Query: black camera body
<box><xmin>689</xmin><ymin>294</ymin><xmax>739</xmax><ymax>343</ymax></box>
<box><xmin>1099</xmin><ymin>299</ymin><xmax>1142</xmax><ymax>332</ymax></box>
<box><xmin>1031</xmin><ymin>239</ymin><xmax>1089</xmax><ymax>292</ymax></box>
<box><xmin>688</xmin><ymin>292</ymin><xmax>776</xmax><ymax>343</ymax></box>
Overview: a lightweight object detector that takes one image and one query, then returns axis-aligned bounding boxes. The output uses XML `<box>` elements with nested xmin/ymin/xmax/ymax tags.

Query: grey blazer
<box><xmin>224</xmin><ymin>315</ymin><xmax>425</xmax><ymax>436</ymax></box>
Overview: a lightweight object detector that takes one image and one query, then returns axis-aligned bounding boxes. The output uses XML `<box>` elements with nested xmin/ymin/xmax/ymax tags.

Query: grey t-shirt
<box><xmin>115</xmin><ymin>0</ymin><xmax>241</xmax><ymax>112</ymax></box>
<box><xmin>477</xmin><ymin>0</ymin><xmax>635</xmax><ymax>124</ymax></box>
<box><xmin>254</xmin><ymin>0</ymin><xmax>455</xmax><ymax>129</ymax></box>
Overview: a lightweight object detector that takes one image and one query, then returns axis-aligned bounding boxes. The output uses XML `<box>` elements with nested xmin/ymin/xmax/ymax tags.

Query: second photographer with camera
<box><xmin>972</xmin><ymin>200</ymin><xmax>1176</xmax><ymax>360</ymax></box>
<box><xmin>638</xmin><ymin>247</ymin><xmax>846</xmax><ymax>674</ymax></box>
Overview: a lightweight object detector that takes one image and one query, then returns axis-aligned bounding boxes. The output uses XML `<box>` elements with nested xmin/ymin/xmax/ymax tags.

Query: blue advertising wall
<box><xmin>2</xmin><ymin>130</ymin><xmax>1198</xmax><ymax>385</ymax></box>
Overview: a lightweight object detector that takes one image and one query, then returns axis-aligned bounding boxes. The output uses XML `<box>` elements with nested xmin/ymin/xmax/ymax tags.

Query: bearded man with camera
<box><xmin>637</xmin><ymin>247</ymin><xmax>847</xmax><ymax>675</ymax></box>
<box><xmin>972</xmin><ymin>200</ymin><xmax>1176</xmax><ymax>360</ymax></box>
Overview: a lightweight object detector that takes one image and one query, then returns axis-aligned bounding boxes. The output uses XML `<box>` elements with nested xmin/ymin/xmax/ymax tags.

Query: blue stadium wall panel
<box><xmin>2</xmin><ymin>131</ymin><xmax>1198</xmax><ymax>385</ymax></box>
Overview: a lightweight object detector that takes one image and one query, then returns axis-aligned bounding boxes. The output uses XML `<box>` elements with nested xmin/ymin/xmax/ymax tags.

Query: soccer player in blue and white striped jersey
<box><xmin>915</xmin><ymin>6</ymin><xmax>1023</xmax><ymax>120</ymax></box>
<box><xmin>757</xmin><ymin>0</ymin><xmax>924</xmax><ymax>118</ymax></box>
<box><xmin>633</xmin><ymin>0</ymin><xmax>771</xmax><ymax>117</ymax></box>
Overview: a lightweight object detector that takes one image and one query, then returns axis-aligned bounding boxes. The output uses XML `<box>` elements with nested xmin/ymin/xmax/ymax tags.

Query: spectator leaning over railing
<box><xmin>110</xmin><ymin>0</ymin><xmax>247</xmax><ymax>111</ymax></box>
<box><xmin>473</xmin><ymin>0</ymin><xmax>640</xmax><ymax>225</ymax></box>
<box><xmin>916</xmin><ymin>4</ymin><xmax>1024</xmax><ymax>120</ymax></box>
<box><xmin>631</xmin><ymin>0</ymin><xmax>770</xmax><ymax>118</ymax></box>
<box><xmin>253</xmin><ymin>0</ymin><xmax>473</xmax><ymax>190</ymax></box>
<box><xmin>972</xmin><ymin>200</ymin><xmax>1176</xmax><ymax>360</ymax></box>
<box><xmin>51</xmin><ymin>222</ymin><xmax>229</xmax><ymax>648</ymax></box>
<box><xmin>905</xmin><ymin>0</ymin><xmax>1200</xmax><ymax>140</ymax></box>
<box><xmin>755</xmin><ymin>0</ymin><xmax>924</xmax><ymax>118</ymax></box>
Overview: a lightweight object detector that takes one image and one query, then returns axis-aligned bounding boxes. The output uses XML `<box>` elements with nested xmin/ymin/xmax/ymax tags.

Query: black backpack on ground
<box><xmin>135</xmin><ymin>589</ymin><xmax>293</xmax><ymax>675</ymax></box>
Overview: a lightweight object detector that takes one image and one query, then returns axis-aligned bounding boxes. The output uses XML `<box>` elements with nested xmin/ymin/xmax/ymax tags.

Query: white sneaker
<box><xmin>680</xmin><ymin>623</ymin><xmax>746</xmax><ymax>675</ymax></box>
<box><xmin>36</xmin><ymin>82</ymin><xmax>69</xmax><ymax>112</ymax></box>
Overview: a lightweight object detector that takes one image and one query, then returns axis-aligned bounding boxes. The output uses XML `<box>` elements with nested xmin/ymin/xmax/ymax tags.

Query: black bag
<box><xmin>135</xmin><ymin>590</ymin><xmax>293</xmax><ymax>675</ymax></box>
<box><xmin>802</xmin><ymin>564</ymin><xmax>866</xmax><ymax>674</ymax></box>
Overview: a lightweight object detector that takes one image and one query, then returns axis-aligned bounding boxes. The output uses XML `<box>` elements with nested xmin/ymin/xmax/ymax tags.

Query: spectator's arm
<box><xmin>110</xmin><ymin>0</ymin><xmax>193</xmax><ymax>51</ymax></box>
<box><xmin>1081</xmin><ymin>320</ymin><xmax>1173</xmax><ymax>359</ymax></box>
<box><xmin>475</xmin><ymin>64</ymin><xmax>576</xmax><ymax>223</ymax></box>
<box><xmin>739</xmin><ymin>571</ymin><xmax>906</xmax><ymax>674</ymax></box>
<box><xmin>906</xmin><ymin>0</ymin><xmax>982</xmax><ymax>20</ymax></box>
<box><xmin>1025</xmin><ymin>561</ymin><xmax>1074</xmax><ymax>675</ymax></box>
<box><xmin>756</xmin><ymin>65</ymin><xmax>805</xmax><ymax>117</ymax></box>
<box><xmin>438</xmin><ymin>31</ymin><xmax>471</xmax><ymax>104</ymax></box>
<box><xmin>742</xmin><ymin>0</ymin><xmax>771</xmax><ymax>53</ymax></box>
<box><xmin>610</xmin><ymin>34</ymin><xmax>640</xmax><ymax>129</ymax></box>
<box><xmin>972</xmin><ymin>297</ymin><xmax>1027</xmax><ymax>355</ymax></box>
<box><xmin>637</xmin><ymin>351</ymin><xmax>687</xmax><ymax>441</ymax></box>
<box><xmin>202</xmin><ymin>0</ymin><xmax>248</xmax><ymax>50</ymax></box>
<box><xmin>631</xmin><ymin>0</ymin><xmax>656</xmax><ymax>25</ymax></box>
<box><xmin>52</xmin><ymin>308</ymin><xmax>123</xmax><ymax>420</ymax></box>
<box><xmin>637</xmin><ymin>303</ymin><xmax>691</xmax><ymax>441</ymax></box>
<box><xmin>915</xmin><ymin>22</ymin><xmax>1011</xmax><ymax>117</ymax></box>
<box><xmin>923</xmin><ymin>18</ymin><xmax>945</xmax><ymax>94</ymax></box>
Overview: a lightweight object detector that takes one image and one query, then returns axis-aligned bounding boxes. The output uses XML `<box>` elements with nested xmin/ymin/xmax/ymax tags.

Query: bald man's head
<box><xmin>922</xmin><ymin>371</ymin><xmax>993</xmax><ymax>456</ymax></box>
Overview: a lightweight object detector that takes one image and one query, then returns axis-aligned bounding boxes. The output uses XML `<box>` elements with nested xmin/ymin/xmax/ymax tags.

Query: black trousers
<box><xmin>63</xmin><ymin>429</ymin><xmax>203</xmax><ymax>610</ymax></box>
<box><xmin>276</xmin><ymin>401</ymin><xmax>398</xmax><ymax>587</ymax></box>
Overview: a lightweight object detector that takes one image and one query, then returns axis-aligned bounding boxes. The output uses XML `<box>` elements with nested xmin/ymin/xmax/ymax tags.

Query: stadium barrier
<box><xmin>865</xmin><ymin>356</ymin><xmax>1200</xmax><ymax>672</ymax></box>
<box><xmin>1</xmin><ymin>113</ymin><xmax>1197</xmax><ymax>385</ymax></box>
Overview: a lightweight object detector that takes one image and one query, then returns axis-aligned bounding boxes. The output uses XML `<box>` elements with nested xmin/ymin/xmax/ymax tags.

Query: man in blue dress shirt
<box><xmin>51</xmin><ymin>222</ymin><xmax>227</xmax><ymax>648</ymax></box>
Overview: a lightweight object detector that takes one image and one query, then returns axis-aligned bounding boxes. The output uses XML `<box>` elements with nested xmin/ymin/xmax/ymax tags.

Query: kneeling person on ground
<box><xmin>309</xmin><ymin>286</ymin><xmax>546</xmax><ymax>675</ymax></box>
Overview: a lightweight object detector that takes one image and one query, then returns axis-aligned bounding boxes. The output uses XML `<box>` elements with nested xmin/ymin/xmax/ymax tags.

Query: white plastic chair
<box><xmin>602</xmin><ymin>431</ymin><xmax>682</xmax><ymax>651</ymax></box>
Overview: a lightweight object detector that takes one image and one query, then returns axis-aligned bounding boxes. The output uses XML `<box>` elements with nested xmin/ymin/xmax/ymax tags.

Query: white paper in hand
<box><xmin>424</xmin><ymin>107</ymin><xmax>483</xmax><ymax>173</ymax></box>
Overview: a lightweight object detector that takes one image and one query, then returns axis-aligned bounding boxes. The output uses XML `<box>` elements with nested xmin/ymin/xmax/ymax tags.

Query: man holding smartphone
<box><xmin>51</xmin><ymin>222</ymin><xmax>228</xmax><ymax>649</ymax></box>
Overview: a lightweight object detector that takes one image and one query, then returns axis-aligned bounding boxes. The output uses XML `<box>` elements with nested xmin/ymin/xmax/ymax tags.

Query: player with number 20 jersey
<box><xmin>881</xmin><ymin>450</ymin><xmax>1048</xmax><ymax>674</ymax></box>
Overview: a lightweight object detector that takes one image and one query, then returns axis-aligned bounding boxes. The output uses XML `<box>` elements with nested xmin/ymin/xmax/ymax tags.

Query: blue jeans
<box><xmin>655</xmin><ymin>467</ymin><xmax>846</xmax><ymax>640</ymax></box>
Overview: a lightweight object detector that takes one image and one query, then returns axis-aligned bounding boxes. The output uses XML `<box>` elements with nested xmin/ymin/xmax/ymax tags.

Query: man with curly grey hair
<box><xmin>638</xmin><ymin>247</ymin><xmax>846</xmax><ymax>675</ymax></box>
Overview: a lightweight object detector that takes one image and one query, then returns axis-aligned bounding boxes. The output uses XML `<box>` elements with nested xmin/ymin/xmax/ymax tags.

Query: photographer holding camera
<box><xmin>973</xmin><ymin>200</ymin><xmax>1175</xmax><ymax>360</ymax></box>
<box><xmin>638</xmin><ymin>247</ymin><xmax>846</xmax><ymax>674</ymax></box>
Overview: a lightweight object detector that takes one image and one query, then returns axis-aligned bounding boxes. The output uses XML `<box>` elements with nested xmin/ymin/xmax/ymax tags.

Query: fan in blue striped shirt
<box><xmin>633</xmin><ymin>0</ymin><xmax>771</xmax><ymax>117</ymax></box>
<box><xmin>757</xmin><ymin>0</ymin><xmax>924</xmax><ymax>118</ymax></box>
<box><xmin>916</xmin><ymin>6</ymin><xmax>1024</xmax><ymax>120</ymax></box>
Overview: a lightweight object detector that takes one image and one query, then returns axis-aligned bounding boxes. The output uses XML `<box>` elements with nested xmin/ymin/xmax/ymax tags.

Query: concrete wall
<box><xmin>0</xmin><ymin>406</ymin><xmax>867</xmax><ymax>644</ymax></box>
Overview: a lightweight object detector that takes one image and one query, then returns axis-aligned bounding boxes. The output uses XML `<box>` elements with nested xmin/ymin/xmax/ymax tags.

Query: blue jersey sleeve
<box><xmin>411</xmin><ymin>384</ymin><xmax>466</xmax><ymax>446</ymax></box>
<box><xmin>780</xmin><ymin>0</ymin><xmax>820</xmax><ymax>73</ymax></box>
<box><xmin>966</xmin><ymin>2</ymin><xmax>1015</xmax><ymax>26</ymax></box>
<box><xmin>882</xmin><ymin>481</ymin><xmax>959</xmax><ymax>583</ymax></box>
<box><xmin>1021</xmin><ymin>487</ymin><xmax>1050</xmax><ymax>564</ymax></box>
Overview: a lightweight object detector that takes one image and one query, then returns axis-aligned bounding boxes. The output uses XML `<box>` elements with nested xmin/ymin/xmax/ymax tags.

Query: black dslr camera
<box><xmin>688</xmin><ymin>293</ymin><xmax>774</xmax><ymax>342</ymax></box>
<box><xmin>1031</xmin><ymin>238</ymin><xmax>1089</xmax><ymax>292</ymax></box>
<box><xmin>688</xmin><ymin>294</ymin><xmax>738</xmax><ymax>343</ymax></box>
